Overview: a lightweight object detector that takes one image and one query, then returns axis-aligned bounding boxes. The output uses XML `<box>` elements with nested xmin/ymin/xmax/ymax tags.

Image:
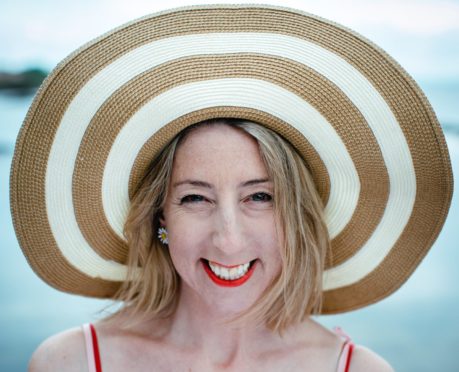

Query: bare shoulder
<box><xmin>29</xmin><ymin>326</ymin><xmax>87</xmax><ymax>372</ymax></box>
<box><xmin>350</xmin><ymin>345</ymin><xmax>394</xmax><ymax>372</ymax></box>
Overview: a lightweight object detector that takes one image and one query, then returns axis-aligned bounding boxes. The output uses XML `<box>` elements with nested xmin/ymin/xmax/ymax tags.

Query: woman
<box><xmin>11</xmin><ymin>4</ymin><xmax>452</xmax><ymax>372</ymax></box>
<box><xmin>30</xmin><ymin>119</ymin><xmax>392</xmax><ymax>371</ymax></box>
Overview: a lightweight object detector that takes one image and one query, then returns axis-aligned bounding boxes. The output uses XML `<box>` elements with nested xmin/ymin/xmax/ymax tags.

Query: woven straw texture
<box><xmin>10</xmin><ymin>5</ymin><xmax>453</xmax><ymax>313</ymax></box>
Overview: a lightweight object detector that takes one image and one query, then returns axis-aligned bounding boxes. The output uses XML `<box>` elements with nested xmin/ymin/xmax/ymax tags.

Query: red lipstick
<box><xmin>202</xmin><ymin>259</ymin><xmax>256</xmax><ymax>287</ymax></box>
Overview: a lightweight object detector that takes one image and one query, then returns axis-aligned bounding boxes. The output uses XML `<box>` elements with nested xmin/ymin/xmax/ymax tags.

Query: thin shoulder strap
<box><xmin>82</xmin><ymin>323</ymin><xmax>103</xmax><ymax>372</ymax></box>
<box><xmin>334</xmin><ymin>327</ymin><xmax>355</xmax><ymax>372</ymax></box>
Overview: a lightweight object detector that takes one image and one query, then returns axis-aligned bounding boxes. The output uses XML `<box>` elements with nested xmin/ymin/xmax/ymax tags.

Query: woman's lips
<box><xmin>201</xmin><ymin>259</ymin><xmax>257</xmax><ymax>287</ymax></box>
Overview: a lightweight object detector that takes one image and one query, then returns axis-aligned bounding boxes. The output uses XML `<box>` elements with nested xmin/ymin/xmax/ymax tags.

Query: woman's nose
<box><xmin>211</xmin><ymin>203</ymin><xmax>246</xmax><ymax>256</ymax></box>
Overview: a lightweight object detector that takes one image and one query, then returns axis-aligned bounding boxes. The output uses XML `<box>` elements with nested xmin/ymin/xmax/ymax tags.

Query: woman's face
<box><xmin>162</xmin><ymin>124</ymin><xmax>283</xmax><ymax>314</ymax></box>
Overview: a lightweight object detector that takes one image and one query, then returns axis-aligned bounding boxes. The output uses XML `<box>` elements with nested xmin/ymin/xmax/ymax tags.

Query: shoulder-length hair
<box><xmin>105</xmin><ymin>118</ymin><xmax>329</xmax><ymax>333</ymax></box>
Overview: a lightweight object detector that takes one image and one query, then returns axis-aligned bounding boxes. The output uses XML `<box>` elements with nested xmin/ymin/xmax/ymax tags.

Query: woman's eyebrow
<box><xmin>172</xmin><ymin>178</ymin><xmax>271</xmax><ymax>188</ymax></box>
<box><xmin>240</xmin><ymin>178</ymin><xmax>271</xmax><ymax>187</ymax></box>
<box><xmin>173</xmin><ymin>180</ymin><xmax>212</xmax><ymax>188</ymax></box>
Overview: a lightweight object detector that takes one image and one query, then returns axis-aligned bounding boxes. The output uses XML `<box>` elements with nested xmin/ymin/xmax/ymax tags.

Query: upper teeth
<box><xmin>208</xmin><ymin>261</ymin><xmax>251</xmax><ymax>280</ymax></box>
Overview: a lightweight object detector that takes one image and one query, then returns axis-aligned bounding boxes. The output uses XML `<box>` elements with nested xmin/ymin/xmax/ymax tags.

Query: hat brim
<box><xmin>10</xmin><ymin>4</ymin><xmax>453</xmax><ymax>313</ymax></box>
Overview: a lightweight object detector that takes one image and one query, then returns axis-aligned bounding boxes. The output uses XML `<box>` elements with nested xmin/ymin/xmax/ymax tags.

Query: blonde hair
<box><xmin>105</xmin><ymin>118</ymin><xmax>329</xmax><ymax>333</ymax></box>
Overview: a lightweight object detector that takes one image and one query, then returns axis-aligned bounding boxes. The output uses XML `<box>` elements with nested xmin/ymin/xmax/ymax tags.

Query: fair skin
<box><xmin>29</xmin><ymin>124</ymin><xmax>393</xmax><ymax>371</ymax></box>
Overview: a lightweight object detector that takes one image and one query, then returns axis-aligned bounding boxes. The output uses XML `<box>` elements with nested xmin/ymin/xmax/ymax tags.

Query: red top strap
<box><xmin>89</xmin><ymin>324</ymin><xmax>103</xmax><ymax>372</ymax></box>
<box><xmin>343</xmin><ymin>341</ymin><xmax>354</xmax><ymax>372</ymax></box>
<box><xmin>334</xmin><ymin>327</ymin><xmax>354</xmax><ymax>372</ymax></box>
<box><xmin>83</xmin><ymin>323</ymin><xmax>103</xmax><ymax>372</ymax></box>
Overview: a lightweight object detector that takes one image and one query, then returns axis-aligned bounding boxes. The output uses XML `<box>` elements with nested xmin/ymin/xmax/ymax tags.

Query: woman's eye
<box><xmin>250</xmin><ymin>192</ymin><xmax>272</xmax><ymax>202</ymax></box>
<box><xmin>180</xmin><ymin>194</ymin><xmax>205</xmax><ymax>204</ymax></box>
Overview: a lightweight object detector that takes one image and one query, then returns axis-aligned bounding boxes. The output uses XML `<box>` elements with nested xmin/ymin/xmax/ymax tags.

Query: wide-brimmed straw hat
<box><xmin>10</xmin><ymin>4</ymin><xmax>453</xmax><ymax>313</ymax></box>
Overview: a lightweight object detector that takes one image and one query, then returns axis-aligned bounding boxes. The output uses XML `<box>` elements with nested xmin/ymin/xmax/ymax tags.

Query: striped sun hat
<box><xmin>10</xmin><ymin>4</ymin><xmax>453</xmax><ymax>313</ymax></box>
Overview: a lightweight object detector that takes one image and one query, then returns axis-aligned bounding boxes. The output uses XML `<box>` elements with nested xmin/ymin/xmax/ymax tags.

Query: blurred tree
<box><xmin>0</xmin><ymin>68</ymin><xmax>48</xmax><ymax>95</ymax></box>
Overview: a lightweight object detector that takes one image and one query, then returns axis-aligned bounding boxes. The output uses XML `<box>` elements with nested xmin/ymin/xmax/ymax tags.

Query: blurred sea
<box><xmin>1</xmin><ymin>81</ymin><xmax>458</xmax><ymax>371</ymax></box>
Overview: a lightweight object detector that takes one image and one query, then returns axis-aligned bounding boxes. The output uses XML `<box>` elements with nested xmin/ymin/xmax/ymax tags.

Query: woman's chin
<box><xmin>187</xmin><ymin>283</ymin><xmax>258</xmax><ymax>318</ymax></box>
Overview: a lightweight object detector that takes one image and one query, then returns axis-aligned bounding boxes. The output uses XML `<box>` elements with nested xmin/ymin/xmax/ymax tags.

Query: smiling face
<box><xmin>161</xmin><ymin>123</ymin><xmax>283</xmax><ymax>315</ymax></box>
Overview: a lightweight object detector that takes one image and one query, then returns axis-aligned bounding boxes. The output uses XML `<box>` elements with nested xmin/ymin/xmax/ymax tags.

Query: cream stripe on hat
<box><xmin>73</xmin><ymin>54</ymin><xmax>386</xmax><ymax>269</ymax></box>
<box><xmin>104</xmin><ymin>79</ymin><xmax>358</xmax><ymax>239</ymax></box>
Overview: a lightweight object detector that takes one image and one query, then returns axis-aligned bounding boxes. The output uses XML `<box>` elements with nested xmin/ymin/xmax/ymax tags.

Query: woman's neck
<box><xmin>162</xmin><ymin>284</ymin><xmax>285</xmax><ymax>368</ymax></box>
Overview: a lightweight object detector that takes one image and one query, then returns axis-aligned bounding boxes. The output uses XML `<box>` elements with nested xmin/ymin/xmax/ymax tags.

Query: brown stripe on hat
<box><xmin>9</xmin><ymin>176</ymin><xmax>121</xmax><ymax>297</ymax></box>
<box><xmin>129</xmin><ymin>107</ymin><xmax>330</xmax><ymax>201</ymax></box>
<box><xmin>74</xmin><ymin>104</ymin><xmax>331</xmax><ymax>264</ymax></box>
<box><xmin>72</xmin><ymin>53</ymin><xmax>388</xmax><ymax>266</ymax></box>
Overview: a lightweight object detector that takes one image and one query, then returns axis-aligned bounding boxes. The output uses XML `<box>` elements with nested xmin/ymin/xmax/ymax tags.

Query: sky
<box><xmin>1</xmin><ymin>0</ymin><xmax>459</xmax><ymax>82</ymax></box>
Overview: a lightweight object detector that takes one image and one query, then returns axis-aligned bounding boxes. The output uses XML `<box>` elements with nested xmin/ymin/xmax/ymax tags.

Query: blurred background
<box><xmin>1</xmin><ymin>0</ymin><xmax>458</xmax><ymax>370</ymax></box>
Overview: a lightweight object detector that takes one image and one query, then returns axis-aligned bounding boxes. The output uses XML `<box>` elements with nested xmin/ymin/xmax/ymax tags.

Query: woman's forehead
<box><xmin>172</xmin><ymin>124</ymin><xmax>269</xmax><ymax>182</ymax></box>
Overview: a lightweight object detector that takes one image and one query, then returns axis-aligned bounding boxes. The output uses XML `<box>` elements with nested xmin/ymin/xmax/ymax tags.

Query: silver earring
<box><xmin>158</xmin><ymin>227</ymin><xmax>168</xmax><ymax>244</ymax></box>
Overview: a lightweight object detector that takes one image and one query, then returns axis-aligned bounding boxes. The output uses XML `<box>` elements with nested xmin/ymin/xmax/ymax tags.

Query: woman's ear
<box><xmin>158</xmin><ymin>210</ymin><xmax>166</xmax><ymax>227</ymax></box>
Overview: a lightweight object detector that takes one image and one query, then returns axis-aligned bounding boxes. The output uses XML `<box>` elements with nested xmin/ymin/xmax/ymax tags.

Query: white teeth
<box><xmin>208</xmin><ymin>261</ymin><xmax>251</xmax><ymax>280</ymax></box>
